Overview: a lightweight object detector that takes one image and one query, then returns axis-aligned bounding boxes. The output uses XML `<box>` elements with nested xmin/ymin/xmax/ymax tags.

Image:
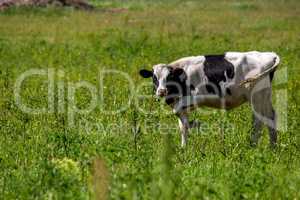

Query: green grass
<box><xmin>0</xmin><ymin>0</ymin><xmax>300</xmax><ymax>199</ymax></box>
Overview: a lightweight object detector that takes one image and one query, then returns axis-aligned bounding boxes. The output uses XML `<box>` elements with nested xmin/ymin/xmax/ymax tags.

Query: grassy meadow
<box><xmin>0</xmin><ymin>0</ymin><xmax>300</xmax><ymax>199</ymax></box>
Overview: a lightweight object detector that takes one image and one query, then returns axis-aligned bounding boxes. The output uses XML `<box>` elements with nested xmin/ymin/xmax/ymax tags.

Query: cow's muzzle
<box><xmin>157</xmin><ymin>88</ymin><xmax>168</xmax><ymax>97</ymax></box>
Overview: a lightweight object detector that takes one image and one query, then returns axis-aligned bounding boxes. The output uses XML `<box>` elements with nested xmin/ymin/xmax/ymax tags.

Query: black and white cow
<box><xmin>139</xmin><ymin>51</ymin><xmax>280</xmax><ymax>147</ymax></box>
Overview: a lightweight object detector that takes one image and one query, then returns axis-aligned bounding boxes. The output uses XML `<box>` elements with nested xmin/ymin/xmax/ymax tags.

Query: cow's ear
<box><xmin>173</xmin><ymin>68</ymin><xmax>186</xmax><ymax>82</ymax></box>
<box><xmin>139</xmin><ymin>69</ymin><xmax>153</xmax><ymax>78</ymax></box>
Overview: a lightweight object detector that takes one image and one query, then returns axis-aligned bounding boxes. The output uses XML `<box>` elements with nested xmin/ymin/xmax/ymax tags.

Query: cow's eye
<box><xmin>166</xmin><ymin>74</ymin><xmax>175</xmax><ymax>82</ymax></box>
<box><xmin>153</xmin><ymin>76</ymin><xmax>158</xmax><ymax>87</ymax></box>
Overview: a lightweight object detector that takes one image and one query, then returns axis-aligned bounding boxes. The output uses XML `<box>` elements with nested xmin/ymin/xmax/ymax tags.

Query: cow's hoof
<box><xmin>181</xmin><ymin>141</ymin><xmax>187</xmax><ymax>148</ymax></box>
<box><xmin>250</xmin><ymin>141</ymin><xmax>258</xmax><ymax>147</ymax></box>
<box><xmin>189</xmin><ymin>120</ymin><xmax>201</xmax><ymax>129</ymax></box>
<box><xmin>269</xmin><ymin>142</ymin><xmax>277</xmax><ymax>149</ymax></box>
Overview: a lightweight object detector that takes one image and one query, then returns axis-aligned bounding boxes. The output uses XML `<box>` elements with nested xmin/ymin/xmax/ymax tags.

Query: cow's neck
<box><xmin>165</xmin><ymin>82</ymin><xmax>194</xmax><ymax>105</ymax></box>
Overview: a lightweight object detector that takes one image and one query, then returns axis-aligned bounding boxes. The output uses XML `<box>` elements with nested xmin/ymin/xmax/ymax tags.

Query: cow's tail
<box><xmin>240</xmin><ymin>53</ymin><xmax>280</xmax><ymax>86</ymax></box>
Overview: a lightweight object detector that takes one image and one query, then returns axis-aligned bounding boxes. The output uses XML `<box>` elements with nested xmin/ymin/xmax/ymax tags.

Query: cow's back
<box><xmin>178</xmin><ymin>51</ymin><xmax>279</xmax><ymax>110</ymax></box>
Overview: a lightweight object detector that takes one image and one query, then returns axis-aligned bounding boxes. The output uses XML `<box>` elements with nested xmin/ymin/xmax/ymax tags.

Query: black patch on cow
<box><xmin>269</xmin><ymin>71</ymin><xmax>275</xmax><ymax>82</ymax></box>
<box><xmin>164</xmin><ymin>68</ymin><xmax>188</xmax><ymax>105</ymax></box>
<box><xmin>203</xmin><ymin>54</ymin><xmax>235</xmax><ymax>96</ymax></box>
<box><xmin>190</xmin><ymin>84</ymin><xmax>195</xmax><ymax>91</ymax></box>
<box><xmin>226</xmin><ymin>88</ymin><xmax>232</xmax><ymax>95</ymax></box>
<box><xmin>152</xmin><ymin>74</ymin><xmax>159</xmax><ymax>91</ymax></box>
<box><xmin>204</xmin><ymin>84</ymin><xmax>217</xmax><ymax>95</ymax></box>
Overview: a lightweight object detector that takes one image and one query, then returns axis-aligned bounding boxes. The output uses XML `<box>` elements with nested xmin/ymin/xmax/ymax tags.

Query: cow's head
<box><xmin>139</xmin><ymin>64</ymin><xmax>187</xmax><ymax>99</ymax></box>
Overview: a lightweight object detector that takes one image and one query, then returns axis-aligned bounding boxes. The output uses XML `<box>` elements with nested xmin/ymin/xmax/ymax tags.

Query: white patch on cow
<box><xmin>152</xmin><ymin>64</ymin><xmax>170</xmax><ymax>96</ymax></box>
<box><xmin>169</xmin><ymin>56</ymin><xmax>205</xmax><ymax>68</ymax></box>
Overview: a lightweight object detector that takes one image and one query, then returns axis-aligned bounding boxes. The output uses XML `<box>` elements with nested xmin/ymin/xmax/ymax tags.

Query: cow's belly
<box><xmin>191</xmin><ymin>89</ymin><xmax>248</xmax><ymax>110</ymax></box>
<box><xmin>200</xmin><ymin>95</ymin><xmax>247</xmax><ymax>110</ymax></box>
<box><xmin>175</xmin><ymin>88</ymin><xmax>248</xmax><ymax>113</ymax></box>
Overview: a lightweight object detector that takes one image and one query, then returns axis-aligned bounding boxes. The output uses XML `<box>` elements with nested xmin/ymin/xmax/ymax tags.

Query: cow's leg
<box><xmin>250</xmin><ymin>84</ymin><xmax>277</xmax><ymax>147</ymax></box>
<box><xmin>266</xmin><ymin>105</ymin><xmax>277</xmax><ymax>147</ymax></box>
<box><xmin>178</xmin><ymin>113</ymin><xmax>189</xmax><ymax>147</ymax></box>
<box><xmin>250</xmin><ymin>113</ymin><xmax>263</xmax><ymax>146</ymax></box>
<box><xmin>189</xmin><ymin>120</ymin><xmax>201</xmax><ymax>129</ymax></box>
<box><xmin>259</xmin><ymin>87</ymin><xmax>277</xmax><ymax>147</ymax></box>
<box><xmin>250</xmin><ymin>87</ymin><xmax>265</xmax><ymax>146</ymax></box>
